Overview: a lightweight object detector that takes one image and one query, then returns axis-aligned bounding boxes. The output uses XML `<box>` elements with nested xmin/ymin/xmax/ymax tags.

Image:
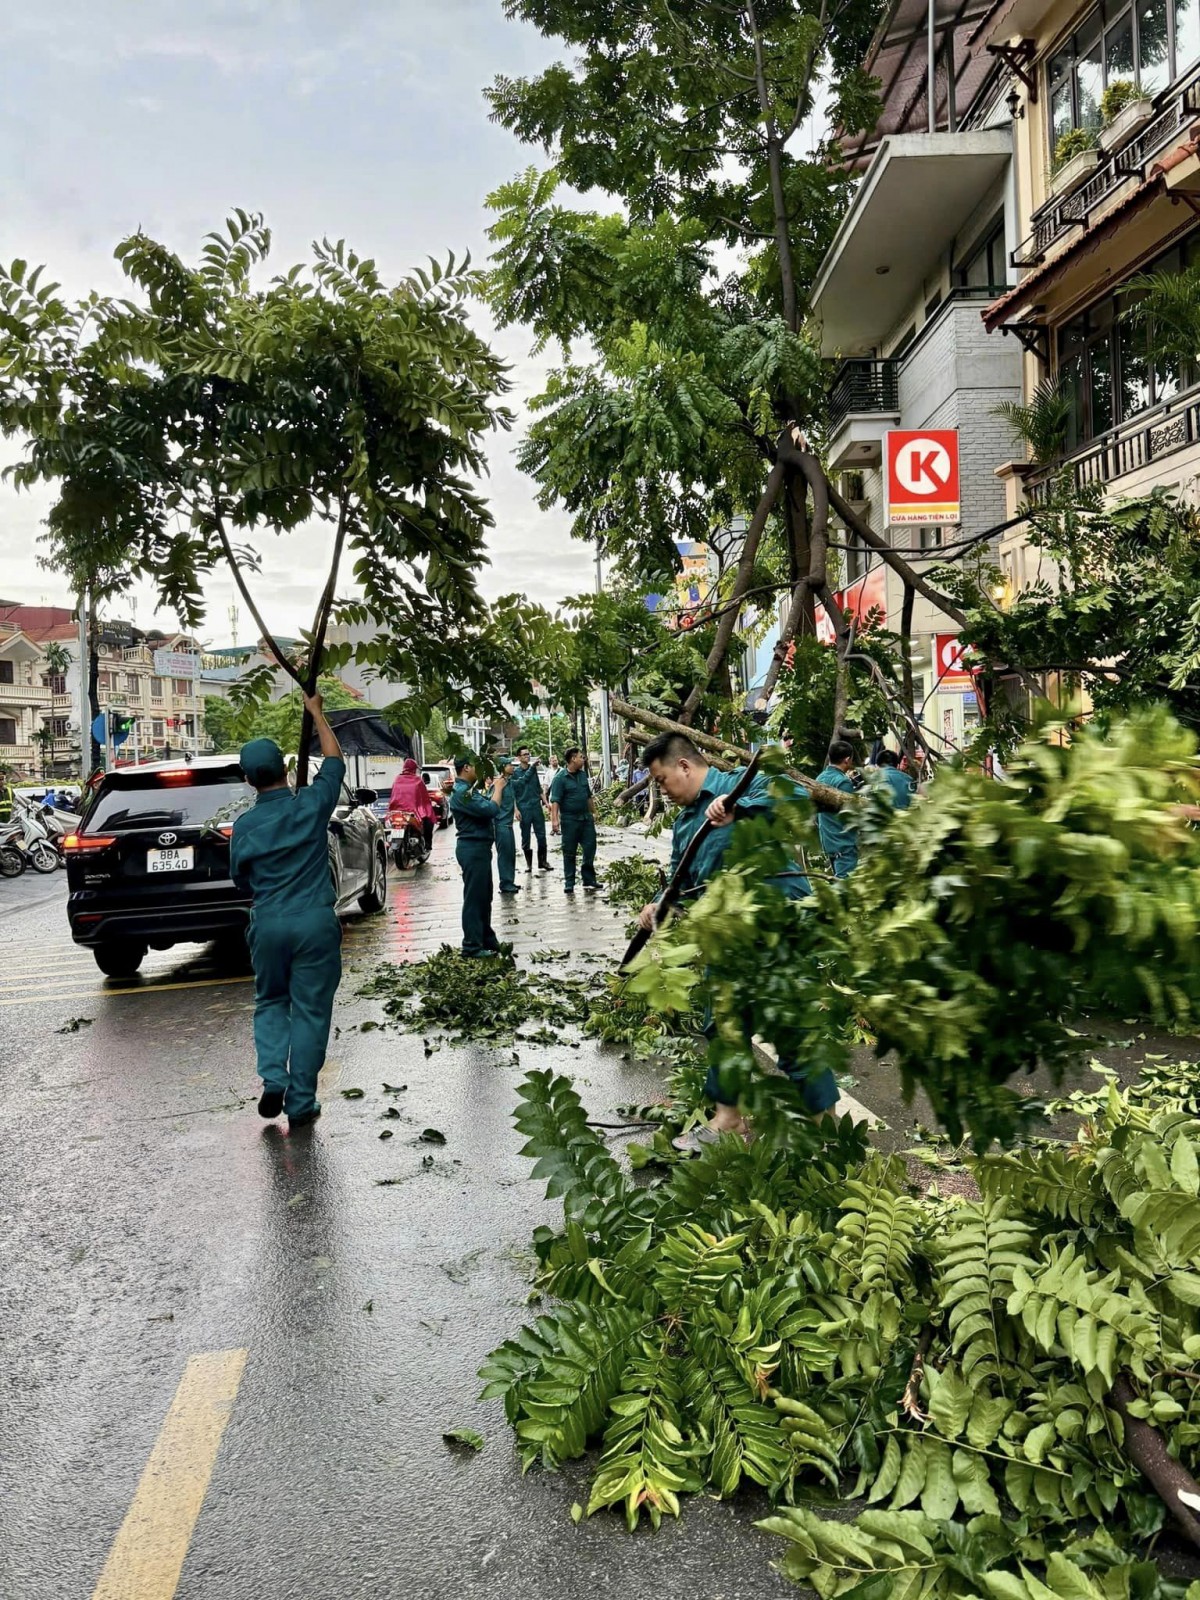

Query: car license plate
<box><xmin>147</xmin><ymin>846</ymin><xmax>193</xmax><ymax>874</ymax></box>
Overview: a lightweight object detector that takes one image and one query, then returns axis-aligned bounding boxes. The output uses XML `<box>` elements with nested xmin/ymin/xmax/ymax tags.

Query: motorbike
<box><xmin>39</xmin><ymin>802</ymin><xmax>83</xmax><ymax>868</ymax></box>
<box><xmin>0</xmin><ymin>799</ymin><xmax>61</xmax><ymax>874</ymax></box>
<box><xmin>430</xmin><ymin>790</ymin><xmax>450</xmax><ymax>830</ymax></box>
<box><xmin>387</xmin><ymin>805</ymin><xmax>431</xmax><ymax>870</ymax></box>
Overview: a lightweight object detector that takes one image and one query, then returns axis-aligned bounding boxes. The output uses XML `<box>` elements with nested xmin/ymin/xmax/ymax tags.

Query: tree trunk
<box><xmin>899</xmin><ymin>581</ymin><xmax>917</xmax><ymax>761</ymax></box>
<box><xmin>745</xmin><ymin>0</ymin><xmax>798</xmax><ymax>332</ymax></box>
<box><xmin>610</xmin><ymin>696</ymin><xmax>855</xmax><ymax>811</ymax></box>
<box><xmin>295</xmin><ymin>501</ymin><xmax>350</xmax><ymax>788</ymax></box>
<box><xmin>759</xmin><ymin>487</ymin><xmax>814</xmax><ymax>707</ymax></box>
<box><xmin>1110</xmin><ymin>1375</ymin><xmax>1200</xmax><ymax>1550</ymax></box>
<box><xmin>87</xmin><ymin>589</ymin><xmax>101</xmax><ymax>772</ymax></box>
<box><xmin>679</xmin><ymin>460</ymin><xmax>786</xmax><ymax>725</ymax></box>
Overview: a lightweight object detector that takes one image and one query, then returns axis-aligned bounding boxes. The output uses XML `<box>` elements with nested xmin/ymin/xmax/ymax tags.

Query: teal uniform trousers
<box><xmin>549</xmin><ymin>768</ymin><xmax>597</xmax><ymax>891</ymax></box>
<box><xmin>509</xmin><ymin>764</ymin><xmax>548</xmax><ymax>868</ymax></box>
<box><xmin>495</xmin><ymin>779</ymin><xmax>519</xmax><ymax>894</ymax></box>
<box><xmin>450</xmin><ymin>779</ymin><xmax>502</xmax><ymax>955</ymax></box>
<box><xmin>230</xmin><ymin>756</ymin><xmax>346</xmax><ymax>1118</ymax></box>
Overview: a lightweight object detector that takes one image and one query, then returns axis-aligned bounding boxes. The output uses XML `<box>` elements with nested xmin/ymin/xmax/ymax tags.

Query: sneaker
<box><xmin>258</xmin><ymin>1088</ymin><xmax>285</xmax><ymax>1119</ymax></box>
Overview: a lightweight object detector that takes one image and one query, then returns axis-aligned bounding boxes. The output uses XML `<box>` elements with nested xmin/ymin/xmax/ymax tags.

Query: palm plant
<box><xmin>994</xmin><ymin>376</ymin><xmax>1073</xmax><ymax>467</ymax></box>
<box><xmin>1124</xmin><ymin>263</ymin><xmax>1200</xmax><ymax>372</ymax></box>
<box><xmin>41</xmin><ymin>640</ymin><xmax>70</xmax><ymax>687</ymax></box>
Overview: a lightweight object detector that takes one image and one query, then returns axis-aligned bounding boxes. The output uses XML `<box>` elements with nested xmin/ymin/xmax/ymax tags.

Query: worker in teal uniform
<box><xmin>229</xmin><ymin>689</ymin><xmax>344</xmax><ymax>1130</ymax></box>
<box><xmin>449</xmin><ymin>754</ymin><xmax>507</xmax><ymax>955</ymax></box>
<box><xmin>870</xmin><ymin>748</ymin><xmax>913</xmax><ymax>810</ymax></box>
<box><xmin>548</xmin><ymin>745</ymin><xmax>597</xmax><ymax>894</ymax></box>
<box><xmin>634</xmin><ymin>730</ymin><xmax>836</xmax><ymax>1153</ymax></box>
<box><xmin>495</xmin><ymin>758</ymin><xmax>521</xmax><ymax>896</ymax></box>
<box><xmin>815</xmin><ymin>738</ymin><xmax>860</xmax><ymax>876</ymax></box>
<box><xmin>509</xmin><ymin>745</ymin><xmax>549</xmax><ymax>872</ymax></box>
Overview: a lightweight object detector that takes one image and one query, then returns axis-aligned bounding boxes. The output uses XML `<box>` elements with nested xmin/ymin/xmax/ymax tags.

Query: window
<box><xmin>0</xmin><ymin>717</ymin><xmax>16</xmax><ymax>743</ymax></box>
<box><xmin>919</xmin><ymin>526</ymin><xmax>945</xmax><ymax>550</ymax></box>
<box><xmin>51</xmin><ymin>717</ymin><xmax>70</xmax><ymax>737</ymax></box>
<box><xmin>892</xmin><ymin>324</ymin><xmax>918</xmax><ymax>358</ymax></box>
<box><xmin>152</xmin><ymin>719</ymin><xmax>165</xmax><ymax>740</ymax></box>
<box><xmin>1046</xmin><ymin>0</ymin><xmax>1181</xmax><ymax>158</ymax></box>
<box><xmin>955</xmin><ymin>217</ymin><xmax>1008</xmax><ymax>291</ymax></box>
<box><xmin>0</xmin><ymin>660</ymin><xmax>12</xmax><ymax>685</ymax></box>
<box><xmin>845</xmin><ymin>534</ymin><xmax>869</xmax><ymax>583</ymax></box>
<box><xmin>172</xmin><ymin>678</ymin><xmax>191</xmax><ymax>697</ymax></box>
<box><xmin>86</xmin><ymin>772</ymin><xmax>254</xmax><ymax>832</ymax></box>
<box><xmin>47</xmin><ymin>675</ymin><xmax>66</xmax><ymax>695</ymax></box>
<box><xmin>98</xmin><ymin>671</ymin><xmax>112</xmax><ymax>690</ymax></box>
<box><xmin>1055</xmin><ymin>231</ymin><xmax>1200</xmax><ymax>445</ymax></box>
<box><xmin>150</xmin><ymin>677</ymin><xmax>164</xmax><ymax>698</ymax></box>
<box><xmin>126</xmin><ymin>674</ymin><xmax>140</xmax><ymax>695</ymax></box>
<box><xmin>925</xmin><ymin>289</ymin><xmax>944</xmax><ymax>319</ymax></box>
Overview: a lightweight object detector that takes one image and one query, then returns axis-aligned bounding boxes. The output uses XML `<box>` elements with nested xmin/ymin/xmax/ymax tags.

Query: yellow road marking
<box><xmin>0</xmin><ymin>975</ymin><xmax>252</xmax><ymax>1006</ymax></box>
<box><xmin>91</xmin><ymin>1348</ymin><xmax>248</xmax><ymax>1600</ymax></box>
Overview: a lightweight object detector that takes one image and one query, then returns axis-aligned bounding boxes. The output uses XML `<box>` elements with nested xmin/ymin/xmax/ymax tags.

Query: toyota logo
<box><xmin>158</xmin><ymin>832</ymin><xmax>178</xmax><ymax>846</ymax></box>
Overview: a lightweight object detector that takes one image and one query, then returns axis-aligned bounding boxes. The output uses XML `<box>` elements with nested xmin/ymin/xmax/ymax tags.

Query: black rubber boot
<box><xmin>524</xmin><ymin>849</ymin><xmax>533</xmax><ymax>871</ymax></box>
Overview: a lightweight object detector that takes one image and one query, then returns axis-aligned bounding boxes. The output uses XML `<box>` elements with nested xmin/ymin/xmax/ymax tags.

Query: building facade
<box><xmin>810</xmin><ymin>2</ymin><xmax>1024</xmax><ymax>750</ymax></box>
<box><xmin>979</xmin><ymin>0</ymin><xmax>1200</xmax><ymax>564</ymax></box>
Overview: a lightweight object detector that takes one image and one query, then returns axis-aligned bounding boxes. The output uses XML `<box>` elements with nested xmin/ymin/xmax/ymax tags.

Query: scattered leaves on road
<box><xmin>358</xmin><ymin>945</ymin><xmax>596</xmax><ymax>1042</ymax></box>
<box><xmin>56</xmin><ymin>1017</ymin><xmax>93</xmax><ymax>1033</ymax></box>
<box><xmin>341</xmin><ymin>1087</ymin><xmax>365</xmax><ymax>1100</ymax></box>
<box><xmin>441</xmin><ymin>1247</ymin><xmax>487</xmax><ymax>1283</ymax></box>
<box><xmin>418</xmin><ymin>1127</ymin><xmax>446</xmax><ymax>1144</ymax></box>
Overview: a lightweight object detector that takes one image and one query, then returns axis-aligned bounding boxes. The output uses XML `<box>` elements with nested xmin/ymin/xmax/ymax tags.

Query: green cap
<box><xmin>240</xmin><ymin>738</ymin><xmax>286</xmax><ymax>786</ymax></box>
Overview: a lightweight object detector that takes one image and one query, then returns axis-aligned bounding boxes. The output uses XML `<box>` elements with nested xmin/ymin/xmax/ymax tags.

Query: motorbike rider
<box><xmin>389</xmin><ymin>758</ymin><xmax>437</xmax><ymax>853</ymax></box>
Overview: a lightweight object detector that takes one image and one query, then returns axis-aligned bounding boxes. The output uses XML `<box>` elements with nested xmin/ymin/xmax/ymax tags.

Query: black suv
<box><xmin>65</xmin><ymin>757</ymin><xmax>389</xmax><ymax>977</ymax></box>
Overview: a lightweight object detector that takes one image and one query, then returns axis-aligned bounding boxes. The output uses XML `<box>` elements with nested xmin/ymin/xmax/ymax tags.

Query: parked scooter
<box><xmin>0</xmin><ymin>798</ymin><xmax>60</xmax><ymax>873</ymax></box>
<box><xmin>387</xmin><ymin>805</ymin><xmax>431</xmax><ymax>870</ymax></box>
<box><xmin>39</xmin><ymin>801</ymin><xmax>83</xmax><ymax>868</ymax></box>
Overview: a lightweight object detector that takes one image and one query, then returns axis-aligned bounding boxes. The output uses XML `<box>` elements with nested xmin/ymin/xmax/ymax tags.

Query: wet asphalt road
<box><xmin>0</xmin><ymin>831</ymin><xmax>800</xmax><ymax>1600</ymax></box>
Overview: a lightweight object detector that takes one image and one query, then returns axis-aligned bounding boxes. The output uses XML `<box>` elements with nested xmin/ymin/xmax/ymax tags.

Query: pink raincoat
<box><xmin>389</xmin><ymin>759</ymin><xmax>435</xmax><ymax>820</ymax></box>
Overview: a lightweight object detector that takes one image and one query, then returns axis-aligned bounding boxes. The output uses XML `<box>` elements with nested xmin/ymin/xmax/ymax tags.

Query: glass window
<box><xmin>1079</xmin><ymin>19</ymin><xmax>1106</xmax><ymax>123</ymax></box>
<box><xmin>1104</xmin><ymin>10</ymin><xmax>1135</xmax><ymax>85</ymax></box>
<box><xmin>86</xmin><ymin>772</ymin><xmax>254</xmax><ymax>832</ymax></box>
<box><xmin>0</xmin><ymin>661</ymin><xmax>13</xmax><ymax>685</ymax></box>
<box><xmin>1177</xmin><ymin>0</ymin><xmax>1200</xmax><ymax>69</ymax></box>
<box><xmin>1090</xmin><ymin>338</ymin><xmax>1115</xmax><ymax>433</ymax></box>
<box><xmin>150</xmin><ymin>677</ymin><xmax>164</xmax><ymax>697</ymax></box>
<box><xmin>1118</xmin><ymin>311</ymin><xmax>1152</xmax><ymax>416</ymax></box>
<box><xmin>1138</xmin><ymin>0</ymin><xmax>1170</xmax><ymax>90</ymax></box>
<box><xmin>0</xmin><ymin>717</ymin><xmax>16</xmax><ymax>743</ymax></box>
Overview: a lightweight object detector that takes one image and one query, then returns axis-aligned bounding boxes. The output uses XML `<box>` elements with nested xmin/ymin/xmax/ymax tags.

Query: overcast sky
<box><xmin>0</xmin><ymin>0</ymin><xmax>593</xmax><ymax>645</ymax></box>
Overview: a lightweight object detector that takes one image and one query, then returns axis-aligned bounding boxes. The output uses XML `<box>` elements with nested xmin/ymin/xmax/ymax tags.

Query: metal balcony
<box><xmin>828</xmin><ymin>359</ymin><xmax>900</xmax><ymax>430</ymax></box>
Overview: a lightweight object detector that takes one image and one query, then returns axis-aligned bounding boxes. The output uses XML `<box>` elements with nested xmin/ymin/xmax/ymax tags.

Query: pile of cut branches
<box><xmin>481</xmin><ymin>1066</ymin><xmax>1200</xmax><ymax>1597</ymax></box>
<box><xmin>358</xmin><ymin>947</ymin><xmax>597</xmax><ymax>1043</ymax></box>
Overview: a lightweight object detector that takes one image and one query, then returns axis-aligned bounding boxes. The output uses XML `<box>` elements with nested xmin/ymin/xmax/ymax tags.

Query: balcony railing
<box><xmin>827</xmin><ymin>359</ymin><xmax>900</xmax><ymax>431</ymax></box>
<box><xmin>1013</xmin><ymin>72</ymin><xmax>1200</xmax><ymax>269</ymax></box>
<box><xmin>1025</xmin><ymin>380</ymin><xmax>1200</xmax><ymax>503</ymax></box>
<box><xmin>0</xmin><ymin>681</ymin><xmax>52</xmax><ymax>705</ymax></box>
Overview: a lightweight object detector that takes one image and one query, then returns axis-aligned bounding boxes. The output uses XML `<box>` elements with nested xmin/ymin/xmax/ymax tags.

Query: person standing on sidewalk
<box><xmin>634</xmin><ymin>731</ymin><xmax>837</xmax><ymax>1153</ymax></box>
<box><xmin>509</xmin><ymin>745</ymin><xmax>549</xmax><ymax>873</ymax></box>
<box><xmin>549</xmin><ymin>746</ymin><xmax>598</xmax><ymax>895</ymax></box>
<box><xmin>230</xmin><ymin>689</ymin><xmax>345</xmax><ymax>1131</ymax></box>
<box><xmin>495</xmin><ymin>758</ymin><xmax>521</xmax><ymax>897</ymax></box>
<box><xmin>449</xmin><ymin>755</ymin><xmax>506</xmax><ymax>956</ymax></box>
<box><xmin>815</xmin><ymin>739</ymin><xmax>860</xmax><ymax>877</ymax></box>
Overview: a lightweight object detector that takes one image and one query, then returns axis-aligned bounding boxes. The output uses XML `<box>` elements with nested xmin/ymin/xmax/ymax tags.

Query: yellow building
<box><xmin>981</xmin><ymin>0</ymin><xmax>1200</xmax><ymax>574</ymax></box>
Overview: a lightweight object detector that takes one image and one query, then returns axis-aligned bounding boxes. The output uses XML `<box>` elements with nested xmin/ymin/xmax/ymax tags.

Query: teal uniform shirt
<box><xmin>449</xmin><ymin>780</ymin><xmax>499</xmax><ymax>839</ymax></box>
<box><xmin>548</xmin><ymin>768</ymin><xmax>591</xmax><ymax>816</ymax></box>
<box><xmin>873</xmin><ymin>765</ymin><xmax>913</xmax><ymax>810</ymax></box>
<box><xmin>508</xmin><ymin>764</ymin><xmax>543</xmax><ymax>814</ymax></box>
<box><xmin>230</xmin><ymin>756</ymin><xmax>346</xmax><ymax>910</ymax></box>
<box><xmin>815</xmin><ymin>765</ymin><xmax>858</xmax><ymax>873</ymax></box>
<box><xmin>496</xmin><ymin>777</ymin><xmax>516</xmax><ymax>822</ymax></box>
<box><xmin>661</xmin><ymin>765</ymin><xmax>808</xmax><ymax>901</ymax></box>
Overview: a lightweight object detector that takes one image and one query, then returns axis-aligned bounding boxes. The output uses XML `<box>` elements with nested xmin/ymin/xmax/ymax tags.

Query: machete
<box><xmin>619</xmin><ymin>750</ymin><xmax>763</xmax><ymax>973</ymax></box>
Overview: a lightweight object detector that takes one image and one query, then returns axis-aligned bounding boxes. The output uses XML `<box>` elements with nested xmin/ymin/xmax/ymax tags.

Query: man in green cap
<box><xmin>509</xmin><ymin>745</ymin><xmax>549</xmax><ymax>873</ymax></box>
<box><xmin>449</xmin><ymin>754</ymin><xmax>508</xmax><ymax>956</ymax></box>
<box><xmin>229</xmin><ymin>689</ymin><xmax>345</xmax><ymax>1129</ymax></box>
<box><xmin>815</xmin><ymin>738</ymin><xmax>860</xmax><ymax>877</ymax></box>
<box><xmin>548</xmin><ymin>746</ymin><xmax>597</xmax><ymax>895</ymax></box>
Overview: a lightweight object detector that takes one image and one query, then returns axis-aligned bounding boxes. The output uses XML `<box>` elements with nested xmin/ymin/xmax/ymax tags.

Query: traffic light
<box><xmin>111</xmin><ymin>714</ymin><xmax>137</xmax><ymax>748</ymax></box>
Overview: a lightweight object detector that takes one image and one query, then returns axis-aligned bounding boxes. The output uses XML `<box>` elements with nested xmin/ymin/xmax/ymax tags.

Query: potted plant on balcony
<box><xmin>1049</xmin><ymin>125</ymin><xmax>1102</xmax><ymax>198</ymax></box>
<box><xmin>1099</xmin><ymin>78</ymin><xmax>1155</xmax><ymax>151</ymax></box>
<box><xmin>994</xmin><ymin>375</ymin><xmax>1073</xmax><ymax>469</ymax></box>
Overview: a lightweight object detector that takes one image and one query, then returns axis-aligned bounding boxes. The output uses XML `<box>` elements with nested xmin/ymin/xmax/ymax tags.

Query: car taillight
<box><xmin>218</xmin><ymin>825</ymin><xmax>234</xmax><ymax>838</ymax></box>
<box><xmin>63</xmin><ymin>834</ymin><xmax>117</xmax><ymax>852</ymax></box>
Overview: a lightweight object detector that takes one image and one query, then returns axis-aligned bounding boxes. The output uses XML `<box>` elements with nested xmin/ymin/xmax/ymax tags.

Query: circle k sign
<box><xmin>885</xmin><ymin>429</ymin><xmax>960</xmax><ymax>525</ymax></box>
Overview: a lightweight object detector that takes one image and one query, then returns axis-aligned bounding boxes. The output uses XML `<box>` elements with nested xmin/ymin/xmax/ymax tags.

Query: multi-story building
<box><xmin>0</xmin><ymin>602</ymin><xmax>213</xmax><ymax>778</ymax></box>
<box><xmin>809</xmin><ymin>0</ymin><xmax>1025</xmax><ymax>749</ymax></box>
<box><xmin>978</xmin><ymin>0</ymin><xmax>1200</xmax><ymax>581</ymax></box>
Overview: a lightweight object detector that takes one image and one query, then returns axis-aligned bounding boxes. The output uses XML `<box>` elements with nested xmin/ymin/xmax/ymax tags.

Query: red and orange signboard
<box><xmin>886</xmin><ymin>429</ymin><xmax>960</xmax><ymax>525</ymax></box>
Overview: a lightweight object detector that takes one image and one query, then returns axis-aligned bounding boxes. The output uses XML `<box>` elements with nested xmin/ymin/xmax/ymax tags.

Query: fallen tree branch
<box><xmin>611</xmin><ymin>696</ymin><xmax>856</xmax><ymax>811</ymax></box>
<box><xmin>1110</xmin><ymin>1374</ymin><xmax>1200</xmax><ymax>1550</ymax></box>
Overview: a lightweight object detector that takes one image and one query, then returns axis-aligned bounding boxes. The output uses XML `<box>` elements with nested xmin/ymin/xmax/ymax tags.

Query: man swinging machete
<box><xmin>634</xmin><ymin>731</ymin><xmax>839</xmax><ymax>1154</ymax></box>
